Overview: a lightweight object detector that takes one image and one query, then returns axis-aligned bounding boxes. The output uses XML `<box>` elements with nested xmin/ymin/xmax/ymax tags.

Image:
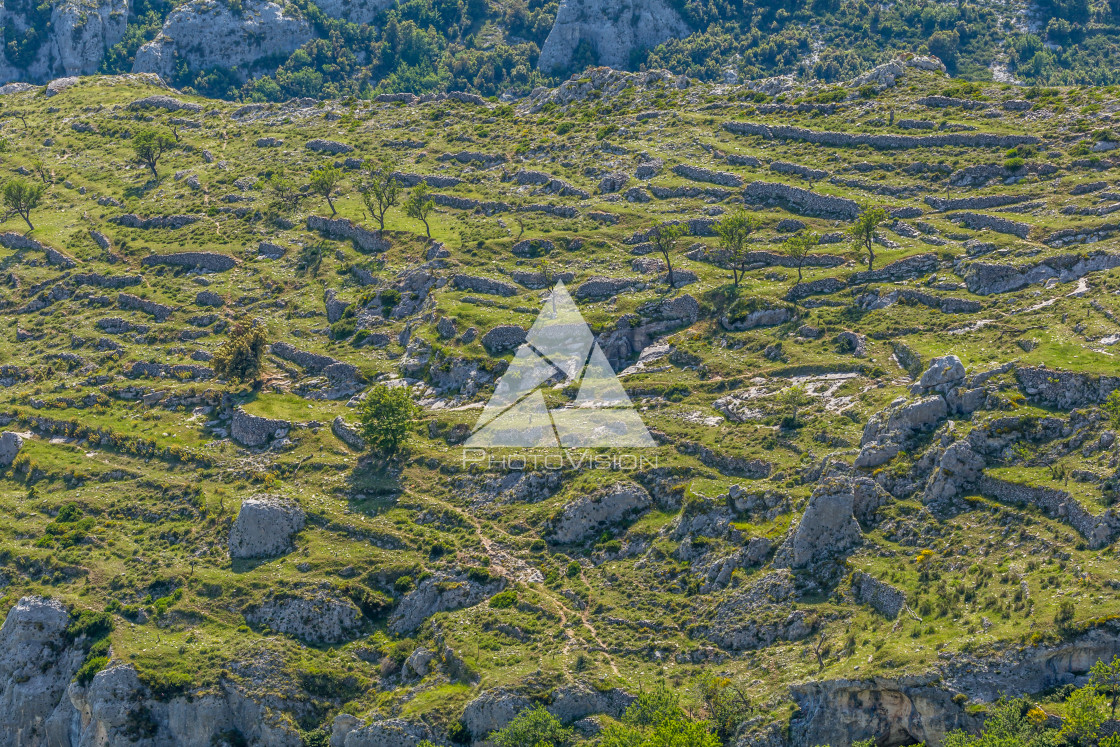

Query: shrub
<box><xmin>358</xmin><ymin>384</ymin><xmax>419</xmax><ymax>455</ymax></box>
<box><xmin>491</xmin><ymin>706</ymin><xmax>573</xmax><ymax>747</ymax></box>
<box><xmin>212</xmin><ymin>323</ymin><xmax>268</xmax><ymax>383</ymax></box>
<box><xmin>489</xmin><ymin>590</ymin><xmax>517</xmax><ymax>609</ymax></box>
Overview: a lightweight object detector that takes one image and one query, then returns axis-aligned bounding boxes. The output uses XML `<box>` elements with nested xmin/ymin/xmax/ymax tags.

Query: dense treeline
<box><xmin>52</xmin><ymin>0</ymin><xmax>1120</xmax><ymax>98</ymax></box>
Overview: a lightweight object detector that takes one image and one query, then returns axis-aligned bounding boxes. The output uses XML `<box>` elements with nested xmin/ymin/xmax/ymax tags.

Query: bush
<box><xmin>491</xmin><ymin>706</ymin><xmax>573</xmax><ymax>747</ymax></box>
<box><xmin>489</xmin><ymin>590</ymin><xmax>517</xmax><ymax>609</ymax></box>
<box><xmin>358</xmin><ymin>384</ymin><xmax>419</xmax><ymax>455</ymax></box>
<box><xmin>212</xmin><ymin>324</ymin><xmax>268</xmax><ymax>383</ymax></box>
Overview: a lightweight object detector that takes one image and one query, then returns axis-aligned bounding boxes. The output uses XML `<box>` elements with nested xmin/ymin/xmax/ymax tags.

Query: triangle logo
<box><xmin>465</xmin><ymin>281</ymin><xmax>655</xmax><ymax>449</ymax></box>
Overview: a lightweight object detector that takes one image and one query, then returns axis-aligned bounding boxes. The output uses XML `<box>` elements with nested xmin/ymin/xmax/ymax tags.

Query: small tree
<box><xmin>1104</xmin><ymin>390</ymin><xmax>1120</xmax><ymax>429</ymax></box>
<box><xmin>1061</xmin><ymin>685</ymin><xmax>1106</xmax><ymax>747</ymax></box>
<box><xmin>131</xmin><ymin>127</ymin><xmax>176</xmax><ymax>179</ymax></box>
<box><xmin>2</xmin><ymin>178</ymin><xmax>45</xmax><ymax>230</ymax></box>
<box><xmin>715</xmin><ymin>209</ymin><xmax>761</xmax><ymax>286</ymax></box>
<box><xmin>212</xmin><ymin>323</ymin><xmax>268</xmax><ymax>383</ymax></box>
<box><xmin>779</xmin><ymin>385</ymin><xmax>812</xmax><ymax>427</ymax></box>
<box><xmin>359</xmin><ymin>384</ymin><xmax>418</xmax><ymax>456</ymax></box>
<box><xmin>265</xmin><ymin>173</ymin><xmax>302</xmax><ymax>213</ymax></box>
<box><xmin>1092</xmin><ymin>656</ymin><xmax>1120</xmax><ymax>720</ymax></box>
<box><xmin>359</xmin><ymin>160</ymin><xmax>400</xmax><ymax>231</ymax></box>
<box><xmin>648</xmin><ymin>222</ymin><xmax>687</xmax><ymax>288</ymax></box>
<box><xmin>491</xmin><ymin>706</ymin><xmax>573</xmax><ymax>747</ymax></box>
<box><xmin>310</xmin><ymin>164</ymin><xmax>344</xmax><ymax>215</ymax></box>
<box><xmin>783</xmin><ymin>231</ymin><xmax>821</xmax><ymax>287</ymax></box>
<box><xmin>850</xmin><ymin>207</ymin><xmax>888</xmax><ymax>271</ymax></box>
<box><xmin>405</xmin><ymin>183</ymin><xmax>435</xmax><ymax>238</ymax></box>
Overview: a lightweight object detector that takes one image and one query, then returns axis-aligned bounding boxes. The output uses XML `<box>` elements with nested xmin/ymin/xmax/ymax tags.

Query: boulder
<box><xmin>481</xmin><ymin>325</ymin><xmax>527</xmax><ymax>355</ymax></box>
<box><xmin>548</xmin><ymin>483</ymin><xmax>652</xmax><ymax>543</ymax></box>
<box><xmin>389</xmin><ymin>573</ymin><xmax>506</xmax><ymax>634</ymax></box>
<box><xmin>231</xmin><ymin>407</ymin><xmax>291</xmax><ymax>447</ymax></box>
<box><xmin>918</xmin><ymin>355</ymin><xmax>966</xmax><ymax>391</ymax></box>
<box><xmin>0</xmin><ymin>432</ymin><xmax>23</xmax><ymax>466</ymax></box>
<box><xmin>245</xmin><ymin>592</ymin><xmax>364</xmax><ymax>644</ymax></box>
<box><xmin>228</xmin><ymin>495</ymin><xmax>305</xmax><ymax>559</ymax></box>
<box><xmin>773</xmin><ymin>479</ymin><xmax>862</xmax><ymax>568</ymax></box>
<box><xmin>538</xmin><ymin>0</ymin><xmax>690</xmax><ymax>72</ymax></box>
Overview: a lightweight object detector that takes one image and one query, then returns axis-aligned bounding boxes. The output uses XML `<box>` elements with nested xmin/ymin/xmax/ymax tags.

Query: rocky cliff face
<box><xmin>538</xmin><ymin>0</ymin><xmax>690</xmax><ymax>72</ymax></box>
<box><xmin>132</xmin><ymin>0</ymin><xmax>314</xmax><ymax>79</ymax></box>
<box><xmin>0</xmin><ymin>0</ymin><xmax>129</xmax><ymax>82</ymax></box>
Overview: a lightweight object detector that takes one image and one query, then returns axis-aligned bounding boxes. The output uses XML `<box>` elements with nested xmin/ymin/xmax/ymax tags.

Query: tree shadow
<box><xmin>123</xmin><ymin>178</ymin><xmax>162</xmax><ymax>200</ymax></box>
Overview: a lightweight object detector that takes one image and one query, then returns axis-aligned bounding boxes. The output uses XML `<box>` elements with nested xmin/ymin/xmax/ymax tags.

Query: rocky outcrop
<box><xmin>549</xmin><ymin>483</ymin><xmax>652</xmax><ymax>543</ymax></box>
<box><xmin>951</xmin><ymin>211</ymin><xmax>1031</xmax><ymax>238</ymax></box>
<box><xmin>462</xmin><ymin>684</ymin><xmax>635</xmax><ymax>740</ymax></box>
<box><xmin>598</xmin><ymin>294</ymin><xmax>699</xmax><ymax>365</ymax></box>
<box><xmin>672</xmin><ymin>163</ymin><xmax>742</xmax><ymax>187</ymax></box>
<box><xmin>742</xmin><ymin>181</ymin><xmax>861</xmax><ymax>220</ymax></box>
<box><xmin>789</xmin><ymin>676</ymin><xmax>980</xmax><ymax>747</ymax></box>
<box><xmin>452</xmin><ymin>274</ymin><xmax>519</xmax><ymax>297</ymax></box>
<box><xmin>228</xmin><ymin>495</ymin><xmax>305</xmax><ymax>559</ymax></box>
<box><xmin>725</xmin><ymin>121</ymin><xmax>1040</xmax><ymax>149</ymax></box>
<box><xmin>774</xmin><ymin>479</ymin><xmax>862</xmax><ymax>569</ymax></box>
<box><xmin>851</xmin><ymin>571</ymin><xmax>906</xmax><ymax>618</ymax></box>
<box><xmin>270</xmin><ymin>341</ymin><xmax>363</xmax><ymax>382</ymax></box>
<box><xmin>1016</xmin><ymin>365</ymin><xmax>1120</xmax><ymax>409</ymax></box>
<box><xmin>118</xmin><ymin>292</ymin><xmax>174</xmax><ymax>321</ymax></box>
<box><xmin>978</xmin><ymin>474</ymin><xmax>1120</xmax><ymax>549</ymax></box>
<box><xmin>0</xmin><ymin>0</ymin><xmax>129</xmax><ymax>82</ymax></box>
<box><xmin>573</xmin><ymin>276</ymin><xmax>644</xmax><ymax>300</ymax></box>
<box><xmin>114</xmin><ymin>213</ymin><xmax>199</xmax><ymax>229</ymax></box>
<box><xmin>141</xmin><ymin>251</ymin><xmax>237</xmax><ymax>272</ymax></box>
<box><xmin>389</xmin><ymin>573</ymin><xmax>506</xmax><ymax>634</ymax></box>
<box><xmin>306</xmin><ymin>138</ymin><xmax>354</xmax><ymax>154</ymax></box>
<box><xmin>308</xmin><ymin>215</ymin><xmax>390</xmax><ymax>253</ymax></box>
<box><xmin>481</xmin><ymin>325</ymin><xmax>527</xmax><ymax>355</ymax></box>
<box><xmin>965</xmin><ymin>251</ymin><xmax>1120</xmax><ymax>295</ymax></box>
<box><xmin>0</xmin><ymin>431</ymin><xmax>23</xmax><ymax>466</ymax></box>
<box><xmin>231</xmin><ymin>407</ymin><xmax>290</xmax><ymax>448</ymax></box>
<box><xmin>0</xmin><ymin>597</ymin><xmax>87</xmax><ymax>746</ymax></box>
<box><xmin>332</xmin><ymin>416</ymin><xmax>366</xmax><ymax>450</ymax></box>
<box><xmin>245</xmin><ymin>592</ymin><xmax>364</xmax><ymax>644</ymax></box>
<box><xmin>849</xmin><ymin>253</ymin><xmax>938</xmax><ymax>284</ymax></box>
<box><xmin>133</xmin><ymin>0</ymin><xmax>314</xmax><ymax>80</ymax></box>
<box><xmin>128</xmin><ymin>94</ymin><xmax>202</xmax><ymax>113</ymax></box>
<box><xmin>333</xmin><ymin>718</ymin><xmax>437</xmax><ymax>747</ymax></box>
<box><xmin>538</xmin><ymin>0</ymin><xmax>690</xmax><ymax>72</ymax></box>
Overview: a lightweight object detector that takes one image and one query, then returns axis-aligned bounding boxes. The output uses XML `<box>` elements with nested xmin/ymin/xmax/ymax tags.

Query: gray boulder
<box><xmin>774</xmin><ymin>479</ymin><xmax>862</xmax><ymax>568</ymax></box>
<box><xmin>228</xmin><ymin>495</ymin><xmax>305</xmax><ymax>559</ymax></box>
<box><xmin>548</xmin><ymin>482</ymin><xmax>652</xmax><ymax>543</ymax></box>
<box><xmin>0</xmin><ymin>432</ymin><xmax>23</xmax><ymax>466</ymax></box>
<box><xmin>481</xmin><ymin>325</ymin><xmax>527</xmax><ymax>355</ymax></box>
<box><xmin>231</xmin><ymin>407</ymin><xmax>291</xmax><ymax>447</ymax></box>
<box><xmin>245</xmin><ymin>592</ymin><xmax>364</xmax><ymax>644</ymax></box>
<box><xmin>539</xmin><ymin>0</ymin><xmax>690</xmax><ymax>72</ymax></box>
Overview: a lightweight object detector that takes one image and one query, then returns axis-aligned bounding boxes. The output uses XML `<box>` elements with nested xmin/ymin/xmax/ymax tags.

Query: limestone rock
<box><xmin>133</xmin><ymin>0</ymin><xmax>314</xmax><ymax>80</ymax></box>
<box><xmin>774</xmin><ymin>479</ymin><xmax>862</xmax><ymax>568</ymax></box>
<box><xmin>539</xmin><ymin>0</ymin><xmax>690</xmax><ymax>72</ymax></box>
<box><xmin>245</xmin><ymin>592</ymin><xmax>364</xmax><ymax>644</ymax></box>
<box><xmin>228</xmin><ymin>495</ymin><xmax>305</xmax><ymax>559</ymax></box>
<box><xmin>0</xmin><ymin>432</ymin><xmax>23</xmax><ymax>466</ymax></box>
<box><xmin>461</xmin><ymin>689</ymin><xmax>531</xmax><ymax>738</ymax></box>
<box><xmin>548</xmin><ymin>482</ymin><xmax>652</xmax><ymax>543</ymax></box>
<box><xmin>389</xmin><ymin>572</ymin><xmax>506</xmax><ymax>634</ymax></box>
<box><xmin>0</xmin><ymin>597</ymin><xmax>86</xmax><ymax>747</ymax></box>
<box><xmin>481</xmin><ymin>325</ymin><xmax>527</xmax><ymax>355</ymax></box>
<box><xmin>231</xmin><ymin>407</ymin><xmax>291</xmax><ymax>447</ymax></box>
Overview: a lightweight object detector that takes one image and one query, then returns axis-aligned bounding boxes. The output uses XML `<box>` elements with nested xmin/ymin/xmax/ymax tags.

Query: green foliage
<box><xmin>850</xmin><ymin>207</ymin><xmax>888</xmax><ymax>271</ymax></box>
<box><xmin>648</xmin><ymin>223</ymin><xmax>687</xmax><ymax>287</ymax></box>
<box><xmin>782</xmin><ymin>231</ymin><xmax>821</xmax><ymax>285</ymax></box>
<box><xmin>491</xmin><ymin>706</ymin><xmax>573</xmax><ymax>747</ymax></box>
<box><xmin>1103</xmin><ymin>391</ymin><xmax>1120</xmax><ymax>429</ymax></box>
<box><xmin>488</xmin><ymin>590</ymin><xmax>517</xmax><ymax>609</ymax></box>
<box><xmin>131</xmin><ymin>128</ymin><xmax>176</xmax><ymax>179</ymax></box>
<box><xmin>310</xmin><ymin>165</ymin><xmax>344</xmax><ymax>215</ymax></box>
<box><xmin>358</xmin><ymin>384</ymin><xmax>419</xmax><ymax>455</ymax></box>
<box><xmin>360</xmin><ymin>160</ymin><xmax>401</xmax><ymax>231</ymax></box>
<box><xmin>1061</xmin><ymin>685</ymin><xmax>1107</xmax><ymax>746</ymax></box>
<box><xmin>715</xmin><ymin>209</ymin><xmax>762</xmax><ymax>286</ymax></box>
<box><xmin>2</xmin><ymin>178</ymin><xmax>45</xmax><ymax>230</ymax></box>
<box><xmin>405</xmin><ymin>183</ymin><xmax>435</xmax><ymax>238</ymax></box>
<box><xmin>212</xmin><ymin>324</ymin><xmax>268</xmax><ymax>383</ymax></box>
<box><xmin>941</xmin><ymin>698</ymin><xmax>1058</xmax><ymax>747</ymax></box>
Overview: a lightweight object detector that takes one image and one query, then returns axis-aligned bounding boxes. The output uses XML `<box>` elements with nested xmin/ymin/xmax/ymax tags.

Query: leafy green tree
<box><xmin>265</xmin><ymin>173</ymin><xmax>303</xmax><ymax>214</ymax></box>
<box><xmin>648</xmin><ymin>222</ymin><xmax>687</xmax><ymax>288</ymax></box>
<box><xmin>782</xmin><ymin>231</ymin><xmax>821</xmax><ymax>286</ymax></box>
<box><xmin>941</xmin><ymin>698</ymin><xmax>1058</xmax><ymax>747</ymax></box>
<box><xmin>1091</xmin><ymin>656</ymin><xmax>1120</xmax><ymax>719</ymax></box>
<box><xmin>849</xmin><ymin>206</ymin><xmax>888</xmax><ymax>271</ymax></box>
<box><xmin>697</xmin><ymin>672</ymin><xmax>752</xmax><ymax>742</ymax></box>
<box><xmin>358</xmin><ymin>384</ymin><xmax>419</xmax><ymax>456</ymax></box>
<box><xmin>643</xmin><ymin>719</ymin><xmax>721</xmax><ymax>747</ymax></box>
<box><xmin>491</xmin><ymin>705</ymin><xmax>572</xmax><ymax>747</ymax></box>
<box><xmin>405</xmin><ymin>182</ymin><xmax>435</xmax><ymax>238</ymax></box>
<box><xmin>131</xmin><ymin>127</ymin><xmax>176</xmax><ymax>179</ymax></box>
<box><xmin>2</xmin><ymin>178</ymin><xmax>46</xmax><ymax>230</ymax></box>
<box><xmin>360</xmin><ymin>160</ymin><xmax>400</xmax><ymax>231</ymax></box>
<box><xmin>623</xmin><ymin>682</ymin><xmax>684</xmax><ymax>727</ymax></box>
<box><xmin>212</xmin><ymin>324</ymin><xmax>268</xmax><ymax>383</ymax></box>
<box><xmin>715</xmin><ymin>209</ymin><xmax>761</xmax><ymax>286</ymax></box>
<box><xmin>310</xmin><ymin>165</ymin><xmax>344</xmax><ymax>215</ymax></box>
<box><xmin>1060</xmin><ymin>685</ymin><xmax>1106</xmax><ymax>747</ymax></box>
<box><xmin>1103</xmin><ymin>390</ymin><xmax>1120</xmax><ymax>429</ymax></box>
